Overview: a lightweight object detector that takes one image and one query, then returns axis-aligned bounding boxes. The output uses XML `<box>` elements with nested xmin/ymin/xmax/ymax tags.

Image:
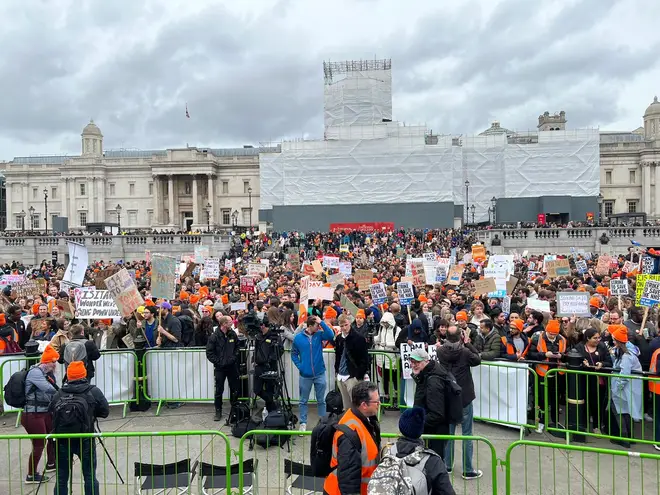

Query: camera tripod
<box><xmin>259</xmin><ymin>346</ymin><xmax>298</xmax><ymax>429</ymax></box>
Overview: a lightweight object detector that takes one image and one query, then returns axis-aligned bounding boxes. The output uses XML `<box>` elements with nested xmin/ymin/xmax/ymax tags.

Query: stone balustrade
<box><xmin>0</xmin><ymin>234</ymin><xmax>232</xmax><ymax>265</ymax></box>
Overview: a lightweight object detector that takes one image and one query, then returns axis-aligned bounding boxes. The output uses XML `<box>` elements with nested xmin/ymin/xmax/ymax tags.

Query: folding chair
<box><xmin>134</xmin><ymin>459</ymin><xmax>198</xmax><ymax>495</ymax></box>
<box><xmin>284</xmin><ymin>459</ymin><xmax>326</xmax><ymax>495</ymax></box>
<box><xmin>198</xmin><ymin>459</ymin><xmax>258</xmax><ymax>494</ymax></box>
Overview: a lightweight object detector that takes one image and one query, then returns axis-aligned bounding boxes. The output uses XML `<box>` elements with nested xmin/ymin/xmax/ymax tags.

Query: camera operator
<box><xmin>253</xmin><ymin>316</ymin><xmax>282</xmax><ymax>413</ymax></box>
<box><xmin>206</xmin><ymin>315</ymin><xmax>240</xmax><ymax>421</ymax></box>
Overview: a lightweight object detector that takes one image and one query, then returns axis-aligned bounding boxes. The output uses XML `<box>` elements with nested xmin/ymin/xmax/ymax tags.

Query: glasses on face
<box><xmin>561</xmin><ymin>319</ymin><xmax>569</xmax><ymax>323</ymax></box>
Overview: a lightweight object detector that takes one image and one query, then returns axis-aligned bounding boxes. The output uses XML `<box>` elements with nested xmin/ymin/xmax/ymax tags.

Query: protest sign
<box><xmin>311</xmin><ymin>260</ymin><xmax>323</xmax><ymax>275</ymax></box>
<box><xmin>640</xmin><ymin>279</ymin><xmax>660</xmax><ymax>308</ymax></box>
<box><xmin>556</xmin><ymin>292</ymin><xmax>590</xmax><ymax>317</ymax></box>
<box><xmin>94</xmin><ymin>267</ymin><xmax>120</xmax><ymax>290</ymax></box>
<box><xmin>609</xmin><ymin>279</ymin><xmax>629</xmax><ymax>297</ymax></box>
<box><xmin>340</xmin><ymin>294</ymin><xmax>359</xmax><ymax>317</ymax></box>
<box><xmin>63</xmin><ymin>241</ymin><xmax>88</xmax><ymax>287</ymax></box>
<box><xmin>642</xmin><ymin>256</ymin><xmax>656</xmax><ymax>275</ymax></box>
<box><xmin>397</xmin><ymin>281</ymin><xmax>414</xmax><ymax>306</ymax></box>
<box><xmin>56</xmin><ymin>299</ymin><xmax>76</xmax><ymax>319</ymax></box>
<box><xmin>151</xmin><ymin>255</ymin><xmax>178</xmax><ymax>300</ymax></box>
<box><xmin>224</xmin><ymin>259</ymin><xmax>233</xmax><ymax>271</ymax></box>
<box><xmin>400</xmin><ymin>342</ymin><xmax>425</xmax><ymax>380</ymax></box>
<box><xmin>339</xmin><ymin>244</ymin><xmax>350</xmax><ymax>253</ymax></box>
<box><xmin>322</xmin><ymin>256</ymin><xmax>340</xmax><ymax>269</ymax></box>
<box><xmin>327</xmin><ymin>273</ymin><xmax>345</xmax><ymax>288</ymax></box>
<box><xmin>622</xmin><ymin>261</ymin><xmax>634</xmax><ymax>273</ymax></box>
<box><xmin>447</xmin><ymin>265</ymin><xmax>463</xmax><ymax>286</ymax></box>
<box><xmin>635</xmin><ymin>275</ymin><xmax>660</xmax><ymax>305</ymax></box>
<box><xmin>230</xmin><ymin>302</ymin><xmax>247</xmax><ymax>312</ymax></box>
<box><xmin>410</xmin><ymin>261</ymin><xmax>425</xmax><ymax>287</ymax></box>
<box><xmin>308</xmin><ymin>281</ymin><xmax>334</xmax><ymax>301</ymax></box>
<box><xmin>247</xmin><ymin>263</ymin><xmax>267</xmax><ymax>277</ymax></box>
<box><xmin>257</xmin><ymin>278</ymin><xmax>270</xmax><ymax>292</ymax></box>
<box><xmin>11</xmin><ymin>278</ymin><xmax>47</xmax><ymax>298</ymax></box>
<box><xmin>204</xmin><ymin>258</ymin><xmax>220</xmax><ymax>279</ymax></box>
<box><xmin>502</xmin><ymin>296</ymin><xmax>511</xmax><ymax>314</ymax></box>
<box><xmin>527</xmin><ymin>298</ymin><xmax>551</xmax><ymax>313</ymax></box>
<box><xmin>576</xmin><ymin>260</ymin><xmax>588</xmax><ymax>274</ymax></box>
<box><xmin>194</xmin><ymin>245</ymin><xmax>210</xmax><ymax>264</ymax></box>
<box><xmin>0</xmin><ymin>274</ymin><xmax>25</xmax><ymax>287</ymax></box>
<box><xmin>546</xmin><ymin>259</ymin><xmax>571</xmax><ymax>278</ymax></box>
<box><xmin>505</xmin><ymin>276</ymin><xmax>519</xmax><ymax>295</ymax></box>
<box><xmin>74</xmin><ymin>289</ymin><xmax>122</xmax><ymax>319</ymax></box>
<box><xmin>474</xmin><ymin>278</ymin><xmax>497</xmax><ymax>297</ymax></box>
<box><xmin>240</xmin><ymin>276</ymin><xmax>255</xmax><ymax>294</ymax></box>
<box><xmin>286</xmin><ymin>253</ymin><xmax>301</xmax><ymax>270</ymax></box>
<box><xmin>104</xmin><ymin>269</ymin><xmax>144</xmax><ymax>317</ymax></box>
<box><xmin>354</xmin><ymin>269</ymin><xmax>373</xmax><ymax>291</ymax></box>
<box><xmin>339</xmin><ymin>261</ymin><xmax>352</xmax><ymax>278</ymax></box>
<box><xmin>595</xmin><ymin>255</ymin><xmax>611</xmax><ymax>276</ymax></box>
<box><xmin>396</xmin><ymin>247</ymin><xmax>406</xmax><ymax>258</ymax></box>
<box><xmin>182</xmin><ymin>262</ymin><xmax>198</xmax><ymax>280</ymax></box>
<box><xmin>369</xmin><ymin>283</ymin><xmax>387</xmax><ymax>305</ymax></box>
<box><xmin>423</xmin><ymin>252</ymin><xmax>437</xmax><ymax>262</ymax></box>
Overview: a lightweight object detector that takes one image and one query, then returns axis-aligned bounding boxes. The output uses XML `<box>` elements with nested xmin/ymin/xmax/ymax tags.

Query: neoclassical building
<box><xmin>3</xmin><ymin>121</ymin><xmax>276</xmax><ymax>232</ymax></box>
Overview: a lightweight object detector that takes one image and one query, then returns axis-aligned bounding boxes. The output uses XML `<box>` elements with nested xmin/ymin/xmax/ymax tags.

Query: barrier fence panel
<box><xmin>237</xmin><ymin>430</ymin><xmax>498</xmax><ymax>495</ymax></box>
<box><xmin>0</xmin><ymin>430</ymin><xmax>232</xmax><ymax>494</ymax></box>
<box><xmin>505</xmin><ymin>440</ymin><xmax>660</xmax><ymax>495</ymax></box>
<box><xmin>544</xmin><ymin>367</ymin><xmax>660</xmax><ymax>447</ymax></box>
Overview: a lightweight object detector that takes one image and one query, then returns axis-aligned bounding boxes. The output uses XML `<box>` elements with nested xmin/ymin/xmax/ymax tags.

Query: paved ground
<box><xmin>1</xmin><ymin>402</ymin><xmax>659</xmax><ymax>494</ymax></box>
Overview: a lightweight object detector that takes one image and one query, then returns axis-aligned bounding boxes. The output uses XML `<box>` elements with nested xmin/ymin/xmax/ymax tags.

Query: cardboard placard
<box><xmin>94</xmin><ymin>267</ymin><xmax>120</xmax><ymax>290</ymax></box>
<box><xmin>240</xmin><ymin>276</ymin><xmax>255</xmax><ymax>294</ymax></box>
<box><xmin>556</xmin><ymin>292</ymin><xmax>590</xmax><ymax>317</ymax></box>
<box><xmin>56</xmin><ymin>299</ymin><xmax>76</xmax><ymax>319</ymax></box>
<box><xmin>354</xmin><ymin>269</ymin><xmax>373</xmax><ymax>291</ymax></box>
<box><xmin>74</xmin><ymin>288</ymin><xmax>122</xmax><ymax>319</ymax></box>
<box><xmin>104</xmin><ymin>269</ymin><xmax>144</xmax><ymax>317</ymax></box>
<box><xmin>546</xmin><ymin>259</ymin><xmax>570</xmax><ymax>278</ymax></box>
<box><xmin>473</xmin><ymin>278</ymin><xmax>497</xmax><ymax>297</ymax></box>
<box><xmin>11</xmin><ymin>278</ymin><xmax>47</xmax><ymax>298</ymax></box>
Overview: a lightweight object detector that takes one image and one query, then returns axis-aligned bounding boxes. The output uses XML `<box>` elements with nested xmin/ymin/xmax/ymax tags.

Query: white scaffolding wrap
<box><xmin>260</xmin><ymin>127</ymin><xmax>600</xmax><ymax>218</ymax></box>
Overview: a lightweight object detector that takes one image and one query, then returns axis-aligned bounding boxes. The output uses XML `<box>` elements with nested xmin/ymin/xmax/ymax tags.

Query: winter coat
<box><xmin>291</xmin><ymin>322</ymin><xmax>335</xmax><ymax>378</ymax></box>
<box><xmin>206</xmin><ymin>328</ymin><xmax>240</xmax><ymax>368</ymax></box>
<box><xmin>394</xmin><ymin>437</ymin><xmax>456</xmax><ymax>495</ymax></box>
<box><xmin>334</xmin><ymin>329</ymin><xmax>370</xmax><ymax>379</ymax></box>
<box><xmin>474</xmin><ymin>329</ymin><xmax>503</xmax><ymax>361</ymax></box>
<box><xmin>436</xmin><ymin>341</ymin><xmax>481</xmax><ymax>408</ymax></box>
<box><xmin>24</xmin><ymin>366</ymin><xmax>57</xmax><ymax>413</ymax></box>
<box><xmin>373</xmin><ymin>312</ymin><xmax>401</xmax><ymax>369</ymax></box>
<box><xmin>611</xmin><ymin>344</ymin><xmax>643</xmax><ymax>420</ymax></box>
<box><xmin>412</xmin><ymin>360</ymin><xmax>450</xmax><ymax>435</ymax></box>
<box><xmin>49</xmin><ymin>378</ymin><xmax>110</xmax><ymax>431</ymax></box>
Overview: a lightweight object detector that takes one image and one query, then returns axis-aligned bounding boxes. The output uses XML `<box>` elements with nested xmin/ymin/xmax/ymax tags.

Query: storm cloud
<box><xmin>0</xmin><ymin>0</ymin><xmax>658</xmax><ymax>159</ymax></box>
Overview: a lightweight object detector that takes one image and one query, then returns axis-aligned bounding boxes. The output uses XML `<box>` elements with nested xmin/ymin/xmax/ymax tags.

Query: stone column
<box><xmin>168</xmin><ymin>175</ymin><xmax>175</xmax><ymax>226</ymax></box>
<box><xmin>97</xmin><ymin>178</ymin><xmax>105</xmax><ymax>222</ymax></box>
<box><xmin>207</xmin><ymin>174</ymin><xmax>214</xmax><ymax>226</ymax></box>
<box><xmin>654</xmin><ymin>162</ymin><xmax>660</xmax><ymax>219</ymax></box>
<box><xmin>152</xmin><ymin>174</ymin><xmax>161</xmax><ymax>226</ymax></box>
<box><xmin>60</xmin><ymin>178</ymin><xmax>67</xmax><ymax>221</ymax></box>
<box><xmin>5</xmin><ymin>181</ymin><xmax>12</xmax><ymax>228</ymax></box>
<box><xmin>21</xmin><ymin>182</ymin><xmax>28</xmax><ymax>216</ymax></box>
<box><xmin>89</xmin><ymin>178</ymin><xmax>96</xmax><ymax>222</ymax></box>
<box><xmin>644</xmin><ymin>162</ymin><xmax>652</xmax><ymax>214</ymax></box>
<box><xmin>192</xmin><ymin>175</ymin><xmax>199</xmax><ymax>228</ymax></box>
<box><xmin>68</xmin><ymin>179</ymin><xmax>75</xmax><ymax>225</ymax></box>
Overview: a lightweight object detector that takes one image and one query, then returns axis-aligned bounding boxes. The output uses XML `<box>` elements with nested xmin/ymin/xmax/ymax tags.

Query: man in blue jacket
<box><xmin>291</xmin><ymin>315</ymin><xmax>335</xmax><ymax>432</ymax></box>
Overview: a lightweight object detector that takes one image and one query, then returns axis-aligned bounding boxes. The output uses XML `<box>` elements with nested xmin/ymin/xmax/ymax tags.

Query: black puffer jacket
<box><xmin>49</xmin><ymin>378</ymin><xmax>109</xmax><ymax>432</ymax></box>
<box><xmin>206</xmin><ymin>328</ymin><xmax>239</xmax><ymax>367</ymax></box>
<box><xmin>334</xmin><ymin>330</ymin><xmax>369</xmax><ymax>379</ymax></box>
<box><xmin>436</xmin><ymin>340</ymin><xmax>481</xmax><ymax>408</ymax></box>
<box><xmin>413</xmin><ymin>360</ymin><xmax>449</xmax><ymax>434</ymax></box>
<box><xmin>394</xmin><ymin>437</ymin><xmax>456</xmax><ymax>495</ymax></box>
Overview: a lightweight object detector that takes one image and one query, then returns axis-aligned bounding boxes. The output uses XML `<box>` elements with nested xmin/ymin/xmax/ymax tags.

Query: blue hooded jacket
<box><xmin>291</xmin><ymin>321</ymin><xmax>335</xmax><ymax>378</ymax></box>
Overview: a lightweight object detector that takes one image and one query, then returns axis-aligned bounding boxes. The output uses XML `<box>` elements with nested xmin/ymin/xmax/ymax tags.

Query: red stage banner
<box><xmin>329</xmin><ymin>222</ymin><xmax>395</xmax><ymax>233</ymax></box>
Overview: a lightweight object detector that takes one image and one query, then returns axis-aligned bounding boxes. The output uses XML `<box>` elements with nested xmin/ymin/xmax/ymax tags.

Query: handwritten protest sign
<box><xmin>556</xmin><ymin>292</ymin><xmax>590</xmax><ymax>317</ymax></box>
<box><xmin>446</xmin><ymin>265</ymin><xmax>463</xmax><ymax>286</ymax></box>
<box><xmin>322</xmin><ymin>256</ymin><xmax>340</xmax><ymax>269</ymax></box>
<box><xmin>104</xmin><ymin>269</ymin><xmax>144</xmax><ymax>317</ymax></box>
<box><xmin>339</xmin><ymin>261</ymin><xmax>352</xmax><ymax>278</ymax></box>
<box><xmin>354</xmin><ymin>269</ymin><xmax>373</xmax><ymax>291</ymax></box>
<box><xmin>642</xmin><ymin>256</ymin><xmax>656</xmax><ymax>275</ymax></box>
<box><xmin>151</xmin><ymin>255</ymin><xmax>178</xmax><ymax>300</ymax></box>
<box><xmin>546</xmin><ymin>259</ymin><xmax>570</xmax><ymax>278</ymax></box>
<box><xmin>204</xmin><ymin>258</ymin><xmax>220</xmax><ymax>279</ymax></box>
<box><xmin>400</xmin><ymin>342</ymin><xmax>425</xmax><ymax>379</ymax></box>
<box><xmin>609</xmin><ymin>279</ymin><xmax>629</xmax><ymax>297</ymax></box>
<box><xmin>94</xmin><ymin>267</ymin><xmax>120</xmax><ymax>290</ymax></box>
<box><xmin>635</xmin><ymin>274</ymin><xmax>660</xmax><ymax>305</ymax></box>
<box><xmin>74</xmin><ymin>289</ymin><xmax>122</xmax><ymax>319</ymax></box>
<box><xmin>240</xmin><ymin>276</ymin><xmax>255</xmax><ymax>294</ymax></box>
<box><xmin>474</xmin><ymin>278</ymin><xmax>497</xmax><ymax>297</ymax></box>
<box><xmin>247</xmin><ymin>263</ymin><xmax>267</xmax><ymax>277</ymax></box>
<box><xmin>11</xmin><ymin>278</ymin><xmax>47</xmax><ymax>298</ymax></box>
<box><xmin>595</xmin><ymin>255</ymin><xmax>612</xmax><ymax>276</ymax></box>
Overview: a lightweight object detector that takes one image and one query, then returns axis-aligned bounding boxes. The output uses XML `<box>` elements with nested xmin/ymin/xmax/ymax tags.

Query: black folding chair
<box><xmin>284</xmin><ymin>459</ymin><xmax>326</xmax><ymax>495</ymax></box>
<box><xmin>134</xmin><ymin>459</ymin><xmax>198</xmax><ymax>495</ymax></box>
<box><xmin>198</xmin><ymin>459</ymin><xmax>258</xmax><ymax>494</ymax></box>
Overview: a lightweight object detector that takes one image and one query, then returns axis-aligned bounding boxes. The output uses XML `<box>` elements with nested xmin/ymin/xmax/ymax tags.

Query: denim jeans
<box><xmin>55</xmin><ymin>438</ymin><xmax>99</xmax><ymax>495</ymax></box>
<box><xmin>299</xmin><ymin>373</ymin><xmax>327</xmax><ymax>424</ymax></box>
<box><xmin>445</xmin><ymin>402</ymin><xmax>475</xmax><ymax>474</ymax></box>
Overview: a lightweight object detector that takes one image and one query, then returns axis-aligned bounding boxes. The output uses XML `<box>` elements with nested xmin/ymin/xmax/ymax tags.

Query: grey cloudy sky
<box><xmin>1</xmin><ymin>0</ymin><xmax>658</xmax><ymax>160</ymax></box>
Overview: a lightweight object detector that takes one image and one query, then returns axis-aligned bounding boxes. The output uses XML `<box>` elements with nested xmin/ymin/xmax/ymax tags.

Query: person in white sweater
<box><xmin>373</xmin><ymin>312</ymin><xmax>401</xmax><ymax>404</ymax></box>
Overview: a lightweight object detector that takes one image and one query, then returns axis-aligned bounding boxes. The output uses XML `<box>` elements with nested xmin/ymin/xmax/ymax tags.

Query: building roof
<box><xmin>645</xmin><ymin>96</ymin><xmax>660</xmax><ymax>117</ymax></box>
<box><xmin>479</xmin><ymin>121</ymin><xmax>515</xmax><ymax>136</ymax></box>
<box><xmin>82</xmin><ymin>120</ymin><xmax>103</xmax><ymax>137</ymax></box>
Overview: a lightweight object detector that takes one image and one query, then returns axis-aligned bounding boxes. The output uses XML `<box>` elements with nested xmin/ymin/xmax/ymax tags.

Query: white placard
<box><xmin>74</xmin><ymin>288</ymin><xmax>122</xmax><ymax>319</ymax></box>
<box><xmin>609</xmin><ymin>279</ymin><xmax>629</xmax><ymax>296</ymax></box>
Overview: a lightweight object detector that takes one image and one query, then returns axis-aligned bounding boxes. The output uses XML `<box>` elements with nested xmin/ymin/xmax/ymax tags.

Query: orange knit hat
<box><xmin>179</xmin><ymin>290</ymin><xmax>190</xmax><ymax>301</ymax></box>
<box><xmin>589</xmin><ymin>297</ymin><xmax>601</xmax><ymax>308</ymax></box>
<box><xmin>67</xmin><ymin>361</ymin><xmax>87</xmax><ymax>381</ymax></box>
<box><xmin>511</xmin><ymin>319</ymin><xmax>524</xmax><ymax>332</ymax></box>
<box><xmin>0</xmin><ymin>314</ymin><xmax>5</xmax><ymax>326</ymax></box>
<box><xmin>418</xmin><ymin>295</ymin><xmax>428</xmax><ymax>303</ymax></box>
<box><xmin>609</xmin><ymin>324</ymin><xmax>628</xmax><ymax>343</ymax></box>
<box><xmin>356</xmin><ymin>309</ymin><xmax>366</xmax><ymax>319</ymax></box>
<box><xmin>32</xmin><ymin>303</ymin><xmax>40</xmax><ymax>315</ymax></box>
<box><xmin>324</xmin><ymin>306</ymin><xmax>338</xmax><ymax>319</ymax></box>
<box><xmin>546</xmin><ymin>319</ymin><xmax>560</xmax><ymax>335</ymax></box>
<box><xmin>40</xmin><ymin>345</ymin><xmax>59</xmax><ymax>364</ymax></box>
<box><xmin>189</xmin><ymin>294</ymin><xmax>201</xmax><ymax>305</ymax></box>
<box><xmin>456</xmin><ymin>311</ymin><xmax>468</xmax><ymax>322</ymax></box>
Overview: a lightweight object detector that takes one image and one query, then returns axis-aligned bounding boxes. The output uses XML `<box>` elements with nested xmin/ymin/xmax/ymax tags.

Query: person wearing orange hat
<box><xmin>21</xmin><ymin>345</ymin><xmax>59</xmax><ymax>483</ymax></box>
<box><xmin>27</xmin><ymin>303</ymin><xmax>57</xmax><ymax>341</ymax></box>
<box><xmin>50</xmin><ymin>360</ymin><xmax>110</xmax><ymax>494</ymax></box>
<box><xmin>502</xmin><ymin>319</ymin><xmax>530</xmax><ymax>361</ymax></box>
<box><xmin>529</xmin><ymin>319</ymin><xmax>567</xmax><ymax>427</ymax></box>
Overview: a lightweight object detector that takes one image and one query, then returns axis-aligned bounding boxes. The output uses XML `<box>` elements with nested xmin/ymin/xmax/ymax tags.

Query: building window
<box><xmin>79</xmin><ymin>212</ymin><xmax>87</xmax><ymax>226</ymax></box>
<box><xmin>604</xmin><ymin>201</ymin><xmax>614</xmax><ymax>217</ymax></box>
<box><xmin>80</xmin><ymin>183</ymin><xmax>86</xmax><ymax>196</ymax></box>
<box><xmin>222</xmin><ymin>209</ymin><xmax>230</xmax><ymax>225</ymax></box>
<box><xmin>15</xmin><ymin>215</ymin><xmax>22</xmax><ymax>229</ymax></box>
<box><xmin>32</xmin><ymin>187</ymin><xmax>38</xmax><ymax>199</ymax></box>
<box><xmin>128</xmin><ymin>210</ymin><xmax>137</xmax><ymax>226</ymax></box>
<box><xmin>243</xmin><ymin>181</ymin><xmax>250</xmax><ymax>194</ymax></box>
<box><xmin>129</xmin><ymin>183</ymin><xmax>135</xmax><ymax>196</ymax></box>
<box><xmin>109</xmin><ymin>183</ymin><xmax>116</xmax><ymax>196</ymax></box>
<box><xmin>605</xmin><ymin>171</ymin><xmax>612</xmax><ymax>185</ymax></box>
<box><xmin>222</xmin><ymin>181</ymin><xmax>229</xmax><ymax>194</ymax></box>
<box><xmin>147</xmin><ymin>210</ymin><xmax>154</xmax><ymax>226</ymax></box>
<box><xmin>242</xmin><ymin>208</ymin><xmax>250</xmax><ymax>225</ymax></box>
<box><xmin>51</xmin><ymin>214</ymin><xmax>58</xmax><ymax>226</ymax></box>
<box><xmin>32</xmin><ymin>214</ymin><xmax>40</xmax><ymax>230</ymax></box>
<box><xmin>629</xmin><ymin>170</ymin><xmax>636</xmax><ymax>184</ymax></box>
<box><xmin>627</xmin><ymin>200</ymin><xmax>638</xmax><ymax>213</ymax></box>
<box><xmin>148</xmin><ymin>182</ymin><xmax>153</xmax><ymax>196</ymax></box>
<box><xmin>51</xmin><ymin>187</ymin><xmax>57</xmax><ymax>200</ymax></box>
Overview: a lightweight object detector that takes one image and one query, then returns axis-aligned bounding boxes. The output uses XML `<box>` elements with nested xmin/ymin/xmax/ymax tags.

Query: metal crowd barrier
<box><xmin>504</xmin><ymin>440</ymin><xmax>660</xmax><ymax>494</ymax></box>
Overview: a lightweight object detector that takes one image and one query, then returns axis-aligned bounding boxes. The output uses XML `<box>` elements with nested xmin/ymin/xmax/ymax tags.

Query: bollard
<box><xmin>24</xmin><ymin>340</ymin><xmax>41</xmax><ymax>367</ymax></box>
<box><xmin>565</xmin><ymin>349</ymin><xmax>587</xmax><ymax>442</ymax></box>
<box><xmin>130</xmin><ymin>334</ymin><xmax>152</xmax><ymax>412</ymax></box>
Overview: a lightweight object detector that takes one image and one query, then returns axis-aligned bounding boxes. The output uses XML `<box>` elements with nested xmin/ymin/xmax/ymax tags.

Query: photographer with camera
<box><xmin>253</xmin><ymin>315</ymin><xmax>282</xmax><ymax>413</ymax></box>
<box><xmin>206</xmin><ymin>315</ymin><xmax>240</xmax><ymax>421</ymax></box>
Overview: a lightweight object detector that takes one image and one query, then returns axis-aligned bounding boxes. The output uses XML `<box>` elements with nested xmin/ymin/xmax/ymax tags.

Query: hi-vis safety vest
<box><xmin>323</xmin><ymin>408</ymin><xmax>380</xmax><ymax>495</ymax></box>
<box><xmin>535</xmin><ymin>333</ymin><xmax>567</xmax><ymax>377</ymax></box>
<box><xmin>649</xmin><ymin>349</ymin><xmax>660</xmax><ymax>395</ymax></box>
<box><xmin>501</xmin><ymin>335</ymin><xmax>530</xmax><ymax>359</ymax></box>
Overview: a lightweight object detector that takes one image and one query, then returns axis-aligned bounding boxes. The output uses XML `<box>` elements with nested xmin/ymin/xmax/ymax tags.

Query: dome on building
<box><xmin>82</xmin><ymin>119</ymin><xmax>103</xmax><ymax>137</ymax></box>
<box><xmin>479</xmin><ymin>120</ymin><xmax>514</xmax><ymax>136</ymax></box>
<box><xmin>644</xmin><ymin>96</ymin><xmax>660</xmax><ymax>117</ymax></box>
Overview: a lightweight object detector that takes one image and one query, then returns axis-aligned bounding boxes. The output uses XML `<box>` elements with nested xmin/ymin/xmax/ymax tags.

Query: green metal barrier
<box><xmin>0</xmin><ymin>430</ymin><xmax>232</xmax><ymax>494</ymax></box>
<box><xmin>543</xmin><ymin>367</ymin><xmax>660</xmax><ymax>446</ymax></box>
<box><xmin>504</xmin><ymin>440</ymin><xmax>660</xmax><ymax>494</ymax></box>
<box><xmin>237</xmin><ymin>430</ymin><xmax>498</xmax><ymax>494</ymax></box>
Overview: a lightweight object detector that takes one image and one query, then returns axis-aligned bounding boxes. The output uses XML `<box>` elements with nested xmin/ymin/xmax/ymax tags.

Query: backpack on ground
<box><xmin>3</xmin><ymin>366</ymin><xmax>39</xmax><ymax>408</ymax></box>
<box><xmin>443</xmin><ymin>369</ymin><xmax>463</xmax><ymax>425</ymax></box>
<box><xmin>254</xmin><ymin>409</ymin><xmax>290</xmax><ymax>448</ymax></box>
<box><xmin>227</xmin><ymin>402</ymin><xmax>251</xmax><ymax>426</ymax></box>
<box><xmin>367</xmin><ymin>444</ymin><xmax>437</xmax><ymax>495</ymax></box>
<box><xmin>310</xmin><ymin>413</ymin><xmax>361</xmax><ymax>477</ymax></box>
<box><xmin>231</xmin><ymin>411</ymin><xmax>262</xmax><ymax>439</ymax></box>
<box><xmin>52</xmin><ymin>391</ymin><xmax>93</xmax><ymax>434</ymax></box>
<box><xmin>63</xmin><ymin>339</ymin><xmax>88</xmax><ymax>366</ymax></box>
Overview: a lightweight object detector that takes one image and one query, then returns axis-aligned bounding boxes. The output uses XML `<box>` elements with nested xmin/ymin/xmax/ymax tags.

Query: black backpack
<box><xmin>254</xmin><ymin>410</ymin><xmax>290</xmax><ymax>448</ymax></box>
<box><xmin>52</xmin><ymin>390</ymin><xmax>94</xmax><ymax>434</ymax></box>
<box><xmin>310</xmin><ymin>413</ymin><xmax>361</xmax><ymax>477</ymax></box>
<box><xmin>4</xmin><ymin>366</ymin><xmax>39</xmax><ymax>409</ymax></box>
<box><xmin>325</xmin><ymin>390</ymin><xmax>344</xmax><ymax>415</ymax></box>
<box><xmin>443</xmin><ymin>369</ymin><xmax>464</xmax><ymax>425</ymax></box>
<box><xmin>227</xmin><ymin>402</ymin><xmax>251</xmax><ymax>425</ymax></box>
<box><xmin>231</xmin><ymin>411</ymin><xmax>262</xmax><ymax>439</ymax></box>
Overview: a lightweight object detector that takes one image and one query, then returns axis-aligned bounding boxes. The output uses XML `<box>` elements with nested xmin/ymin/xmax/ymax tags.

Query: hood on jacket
<box><xmin>409</xmin><ymin>319</ymin><xmax>423</xmax><ymax>334</ymax></box>
<box><xmin>437</xmin><ymin>340</ymin><xmax>463</xmax><ymax>364</ymax></box>
<box><xmin>395</xmin><ymin>437</ymin><xmax>425</xmax><ymax>458</ymax></box>
<box><xmin>380</xmin><ymin>312</ymin><xmax>396</xmax><ymax>329</ymax></box>
<box><xmin>62</xmin><ymin>378</ymin><xmax>91</xmax><ymax>394</ymax></box>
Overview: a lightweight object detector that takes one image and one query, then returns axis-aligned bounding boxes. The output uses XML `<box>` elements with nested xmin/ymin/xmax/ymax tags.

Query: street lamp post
<box><xmin>115</xmin><ymin>204</ymin><xmax>122</xmax><ymax>233</ymax></box>
<box><xmin>470</xmin><ymin>204</ymin><xmax>476</xmax><ymax>225</ymax></box>
<box><xmin>204</xmin><ymin>202</ymin><xmax>212</xmax><ymax>232</ymax></box>
<box><xmin>597</xmin><ymin>193</ymin><xmax>604</xmax><ymax>225</ymax></box>
<box><xmin>231</xmin><ymin>209</ymin><xmax>238</xmax><ymax>230</ymax></box>
<box><xmin>488</xmin><ymin>196</ymin><xmax>498</xmax><ymax>225</ymax></box>
<box><xmin>43</xmin><ymin>187</ymin><xmax>49</xmax><ymax>235</ymax></box>
<box><xmin>19</xmin><ymin>210</ymin><xmax>26</xmax><ymax>233</ymax></box>
<box><xmin>464</xmin><ymin>180</ymin><xmax>470</xmax><ymax>225</ymax></box>
<box><xmin>248</xmin><ymin>186</ymin><xmax>253</xmax><ymax>228</ymax></box>
<box><xmin>28</xmin><ymin>206</ymin><xmax>35</xmax><ymax>232</ymax></box>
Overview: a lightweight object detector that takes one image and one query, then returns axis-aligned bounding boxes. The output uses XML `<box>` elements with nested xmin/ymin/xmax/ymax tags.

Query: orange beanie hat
<box><xmin>324</xmin><ymin>306</ymin><xmax>338</xmax><ymax>319</ymax></box>
<box><xmin>67</xmin><ymin>361</ymin><xmax>87</xmax><ymax>381</ymax></box>
<box><xmin>371</xmin><ymin>278</ymin><xmax>379</xmax><ymax>284</ymax></box>
<box><xmin>221</xmin><ymin>294</ymin><xmax>229</xmax><ymax>305</ymax></box>
<box><xmin>418</xmin><ymin>295</ymin><xmax>428</xmax><ymax>303</ymax></box>
<box><xmin>199</xmin><ymin>286</ymin><xmax>209</xmax><ymax>296</ymax></box>
<box><xmin>356</xmin><ymin>309</ymin><xmax>366</xmax><ymax>319</ymax></box>
<box><xmin>32</xmin><ymin>303</ymin><xmax>40</xmax><ymax>316</ymax></box>
<box><xmin>456</xmin><ymin>311</ymin><xmax>468</xmax><ymax>322</ymax></box>
<box><xmin>179</xmin><ymin>290</ymin><xmax>190</xmax><ymax>301</ymax></box>
<box><xmin>511</xmin><ymin>319</ymin><xmax>524</xmax><ymax>332</ymax></box>
<box><xmin>0</xmin><ymin>314</ymin><xmax>6</xmax><ymax>327</ymax></box>
<box><xmin>40</xmin><ymin>345</ymin><xmax>59</xmax><ymax>364</ymax></box>
<box><xmin>189</xmin><ymin>294</ymin><xmax>200</xmax><ymax>305</ymax></box>
<box><xmin>589</xmin><ymin>297</ymin><xmax>601</xmax><ymax>308</ymax></box>
<box><xmin>609</xmin><ymin>324</ymin><xmax>628</xmax><ymax>343</ymax></box>
<box><xmin>546</xmin><ymin>319</ymin><xmax>560</xmax><ymax>335</ymax></box>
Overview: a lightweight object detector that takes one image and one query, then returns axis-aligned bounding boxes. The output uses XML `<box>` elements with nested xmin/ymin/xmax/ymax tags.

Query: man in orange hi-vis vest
<box><xmin>649</xmin><ymin>346</ymin><xmax>660</xmax><ymax>451</ymax></box>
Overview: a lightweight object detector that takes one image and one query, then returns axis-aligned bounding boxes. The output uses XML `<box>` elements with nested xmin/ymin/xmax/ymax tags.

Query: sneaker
<box><xmin>654</xmin><ymin>444</ymin><xmax>660</xmax><ymax>452</ymax></box>
<box><xmin>213</xmin><ymin>411</ymin><xmax>223</xmax><ymax>422</ymax></box>
<box><xmin>45</xmin><ymin>463</ymin><xmax>56</xmax><ymax>472</ymax></box>
<box><xmin>25</xmin><ymin>473</ymin><xmax>50</xmax><ymax>484</ymax></box>
<box><xmin>462</xmin><ymin>470</ymin><xmax>483</xmax><ymax>480</ymax></box>
<box><xmin>644</xmin><ymin>413</ymin><xmax>654</xmax><ymax>422</ymax></box>
<box><xmin>299</xmin><ymin>423</ymin><xmax>307</xmax><ymax>436</ymax></box>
